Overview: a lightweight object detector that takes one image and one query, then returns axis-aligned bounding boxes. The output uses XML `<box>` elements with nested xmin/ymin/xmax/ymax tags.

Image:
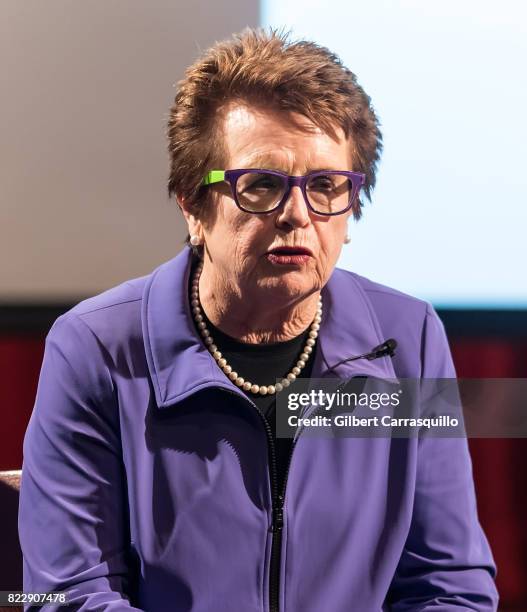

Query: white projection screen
<box><xmin>263</xmin><ymin>0</ymin><xmax>527</xmax><ymax>308</ymax></box>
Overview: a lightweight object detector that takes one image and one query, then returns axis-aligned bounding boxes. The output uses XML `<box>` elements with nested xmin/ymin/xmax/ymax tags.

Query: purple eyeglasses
<box><xmin>202</xmin><ymin>169</ymin><xmax>366</xmax><ymax>216</ymax></box>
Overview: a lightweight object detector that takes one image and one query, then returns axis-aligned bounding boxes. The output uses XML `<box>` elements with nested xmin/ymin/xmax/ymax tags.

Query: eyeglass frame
<box><xmin>201</xmin><ymin>168</ymin><xmax>366</xmax><ymax>216</ymax></box>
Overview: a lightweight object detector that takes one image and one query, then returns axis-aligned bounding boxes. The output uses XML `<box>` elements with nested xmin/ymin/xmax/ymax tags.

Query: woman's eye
<box><xmin>252</xmin><ymin>178</ymin><xmax>280</xmax><ymax>190</ymax></box>
<box><xmin>309</xmin><ymin>176</ymin><xmax>335</xmax><ymax>191</ymax></box>
<box><xmin>249</xmin><ymin>179</ymin><xmax>274</xmax><ymax>190</ymax></box>
<box><xmin>243</xmin><ymin>177</ymin><xmax>281</xmax><ymax>192</ymax></box>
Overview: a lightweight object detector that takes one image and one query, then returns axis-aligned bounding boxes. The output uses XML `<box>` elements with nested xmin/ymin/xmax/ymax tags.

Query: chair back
<box><xmin>0</xmin><ymin>470</ymin><xmax>22</xmax><ymax>612</ymax></box>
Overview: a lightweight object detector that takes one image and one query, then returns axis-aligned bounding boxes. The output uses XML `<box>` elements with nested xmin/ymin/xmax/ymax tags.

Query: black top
<box><xmin>198</xmin><ymin>307</ymin><xmax>316</xmax><ymax>496</ymax></box>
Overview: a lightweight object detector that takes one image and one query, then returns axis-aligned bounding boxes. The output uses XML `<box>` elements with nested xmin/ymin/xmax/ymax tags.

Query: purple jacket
<box><xmin>19</xmin><ymin>246</ymin><xmax>498</xmax><ymax>611</ymax></box>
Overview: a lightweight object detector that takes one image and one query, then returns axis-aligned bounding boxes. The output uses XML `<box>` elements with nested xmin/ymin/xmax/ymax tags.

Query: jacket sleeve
<box><xmin>18</xmin><ymin>313</ymin><xmax>144</xmax><ymax>611</ymax></box>
<box><xmin>386</xmin><ymin>304</ymin><xmax>499</xmax><ymax>611</ymax></box>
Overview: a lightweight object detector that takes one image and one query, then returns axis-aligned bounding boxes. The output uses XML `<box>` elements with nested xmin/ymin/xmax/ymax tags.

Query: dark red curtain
<box><xmin>2</xmin><ymin>335</ymin><xmax>526</xmax><ymax>608</ymax></box>
<box><xmin>0</xmin><ymin>337</ymin><xmax>44</xmax><ymax>469</ymax></box>
<box><xmin>451</xmin><ymin>338</ymin><xmax>527</xmax><ymax>608</ymax></box>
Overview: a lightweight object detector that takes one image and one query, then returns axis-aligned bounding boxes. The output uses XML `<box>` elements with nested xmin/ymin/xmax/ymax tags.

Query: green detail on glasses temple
<box><xmin>202</xmin><ymin>170</ymin><xmax>225</xmax><ymax>185</ymax></box>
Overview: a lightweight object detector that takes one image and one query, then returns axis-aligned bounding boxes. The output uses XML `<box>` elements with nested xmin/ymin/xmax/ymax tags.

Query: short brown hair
<box><xmin>167</xmin><ymin>28</ymin><xmax>382</xmax><ymax>226</ymax></box>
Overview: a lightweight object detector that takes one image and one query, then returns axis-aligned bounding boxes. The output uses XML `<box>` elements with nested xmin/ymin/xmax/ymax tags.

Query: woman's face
<box><xmin>187</xmin><ymin>103</ymin><xmax>355</xmax><ymax>304</ymax></box>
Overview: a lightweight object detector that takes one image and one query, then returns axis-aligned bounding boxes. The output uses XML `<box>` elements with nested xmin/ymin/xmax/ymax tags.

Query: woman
<box><xmin>19</xmin><ymin>29</ymin><xmax>497</xmax><ymax>611</ymax></box>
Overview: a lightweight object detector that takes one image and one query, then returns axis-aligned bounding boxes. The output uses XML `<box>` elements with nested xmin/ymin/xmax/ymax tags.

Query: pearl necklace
<box><xmin>190</xmin><ymin>261</ymin><xmax>322</xmax><ymax>396</ymax></box>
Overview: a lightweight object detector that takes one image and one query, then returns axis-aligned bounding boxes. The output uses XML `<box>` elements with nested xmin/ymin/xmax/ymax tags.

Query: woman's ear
<box><xmin>177</xmin><ymin>194</ymin><xmax>203</xmax><ymax>242</ymax></box>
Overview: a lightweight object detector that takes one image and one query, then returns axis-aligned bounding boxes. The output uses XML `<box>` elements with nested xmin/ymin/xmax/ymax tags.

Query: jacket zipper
<box><xmin>220</xmin><ymin>386</ymin><xmax>327</xmax><ymax>612</ymax></box>
<box><xmin>269</xmin><ymin>435</ymin><xmax>300</xmax><ymax>612</ymax></box>
<box><xmin>267</xmin><ymin>382</ymin><xmax>361</xmax><ymax>611</ymax></box>
<box><xmin>219</xmin><ymin>387</ymin><xmax>286</xmax><ymax>612</ymax></box>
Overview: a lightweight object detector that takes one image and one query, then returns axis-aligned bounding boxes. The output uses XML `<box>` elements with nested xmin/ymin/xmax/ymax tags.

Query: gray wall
<box><xmin>1</xmin><ymin>0</ymin><xmax>259</xmax><ymax>300</ymax></box>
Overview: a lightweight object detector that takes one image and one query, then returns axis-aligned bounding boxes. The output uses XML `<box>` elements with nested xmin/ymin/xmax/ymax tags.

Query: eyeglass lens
<box><xmin>235</xmin><ymin>172</ymin><xmax>352</xmax><ymax>214</ymax></box>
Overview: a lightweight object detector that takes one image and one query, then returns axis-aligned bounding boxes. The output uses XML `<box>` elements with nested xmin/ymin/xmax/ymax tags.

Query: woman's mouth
<box><xmin>266</xmin><ymin>246</ymin><xmax>313</xmax><ymax>266</ymax></box>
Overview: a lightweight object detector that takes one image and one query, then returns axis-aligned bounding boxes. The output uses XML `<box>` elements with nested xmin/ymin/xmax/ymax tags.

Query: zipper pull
<box><xmin>273</xmin><ymin>507</ymin><xmax>284</xmax><ymax>532</ymax></box>
<box><xmin>272</xmin><ymin>495</ymin><xmax>285</xmax><ymax>532</ymax></box>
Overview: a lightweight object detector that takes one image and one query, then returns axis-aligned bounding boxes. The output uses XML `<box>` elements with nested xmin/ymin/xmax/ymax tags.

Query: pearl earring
<box><xmin>344</xmin><ymin>235</ymin><xmax>351</xmax><ymax>244</ymax></box>
<box><xmin>190</xmin><ymin>235</ymin><xmax>201</xmax><ymax>246</ymax></box>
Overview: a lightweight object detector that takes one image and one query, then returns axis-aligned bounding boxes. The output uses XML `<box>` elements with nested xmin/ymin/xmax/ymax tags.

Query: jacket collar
<box><xmin>142</xmin><ymin>246</ymin><xmax>397</xmax><ymax>409</ymax></box>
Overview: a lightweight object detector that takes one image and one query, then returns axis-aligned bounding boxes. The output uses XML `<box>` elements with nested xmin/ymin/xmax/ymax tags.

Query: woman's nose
<box><xmin>275</xmin><ymin>185</ymin><xmax>311</xmax><ymax>230</ymax></box>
